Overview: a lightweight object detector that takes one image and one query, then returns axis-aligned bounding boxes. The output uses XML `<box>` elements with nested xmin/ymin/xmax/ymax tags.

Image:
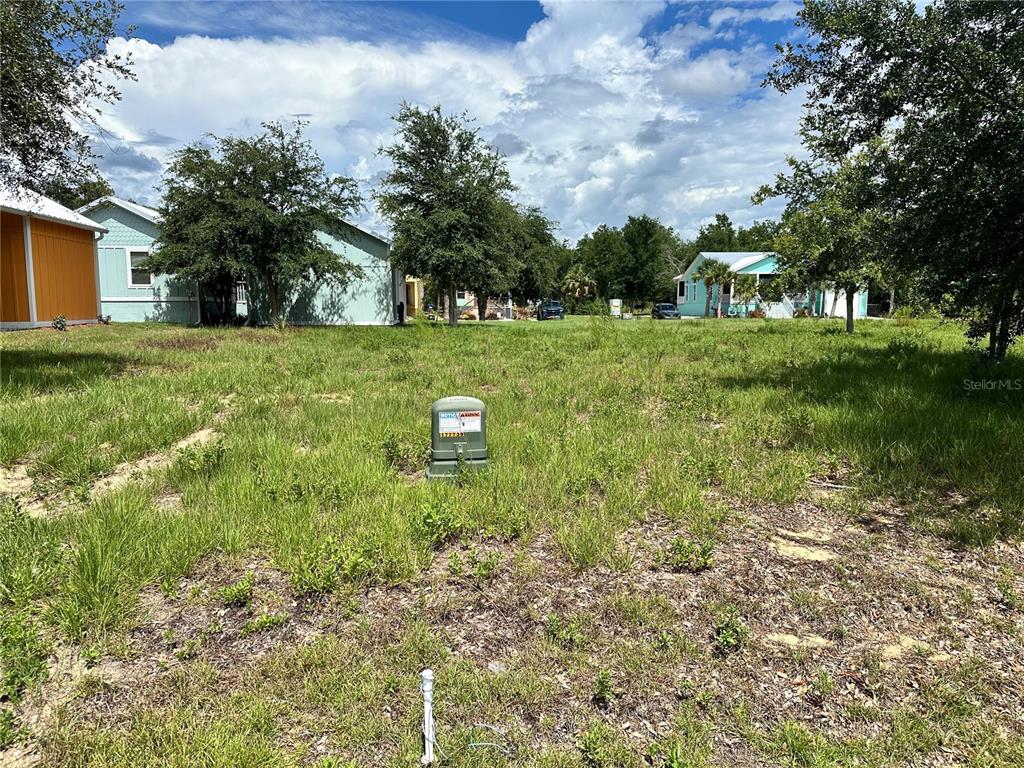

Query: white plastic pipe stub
<box><xmin>421</xmin><ymin>669</ymin><xmax>436</xmax><ymax>765</ymax></box>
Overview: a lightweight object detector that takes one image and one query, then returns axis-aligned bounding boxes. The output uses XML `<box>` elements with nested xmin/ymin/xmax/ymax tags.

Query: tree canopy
<box><xmin>766</xmin><ymin>0</ymin><xmax>1024</xmax><ymax>358</ymax></box>
<box><xmin>150</xmin><ymin>121</ymin><xmax>361</xmax><ymax>323</ymax></box>
<box><xmin>38</xmin><ymin>172</ymin><xmax>114</xmax><ymax>211</ymax></box>
<box><xmin>0</xmin><ymin>0</ymin><xmax>134</xmax><ymax>192</ymax></box>
<box><xmin>755</xmin><ymin>149</ymin><xmax>886</xmax><ymax>332</ymax></box>
<box><xmin>375</xmin><ymin>103</ymin><xmax>516</xmax><ymax>326</ymax></box>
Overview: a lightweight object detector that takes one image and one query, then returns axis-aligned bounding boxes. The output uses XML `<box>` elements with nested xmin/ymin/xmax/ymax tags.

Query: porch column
<box><xmin>23</xmin><ymin>215</ymin><xmax>37</xmax><ymax>324</ymax></box>
<box><xmin>93</xmin><ymin>234</ymin><xmax>102</xmax><ymax>318</ymax></box>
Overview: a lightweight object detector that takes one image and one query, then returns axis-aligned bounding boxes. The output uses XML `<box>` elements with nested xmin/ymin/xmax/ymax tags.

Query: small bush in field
<box><xmin>290</xmin><ymin>537</ymin><xmax>374</xmax><ymax>595</ymax></box>
<box><xmin>217</xmin><ymin>574</ymin><xmax>254</xmax><ymax>607</ymax></box>
<box><xmin>380</xmin><ymin>432</ymin><xmax>428</xmax><ymax>474</ymax></box>
<box><xmin>413</xmin><ymin>500</ymin><xmax>464</xmax><ymax>548</ymax></box>
<box><xmin>176</xmin><ymin>440</ymin><xmax>225</xmax><ymax>477</ymax></box>
<box><xmin>240</xmin><ymin>612</ymin><xmax>288</xmax><ymax>637</ymax></box>
<box><xmin>546</xmin><ymin>613</ymin><xmax>586</xmax><ymax>650</ymax></box>
<box><xmin>661</xmin><ymin>537</ymin><xmax>714</xmax><ymax>573</ymax></box>
<box><xmin>51</xmin><ymin>314</ymin><xmax>67</xmax><ymax>331</ymax></box>
<box><xmin>712</xmin><ymin>605</ymin><xmax>748</xmax><ymax>655</ymax></box>
<box><xmin>592</xmin><ymin>669</ymin><xmax>614</xmax><ymax>708</ymax></box>
<box><xmin>467</xmin><ymin>547</ymin><xmax>501</xmax><ymax>581</ymax></box>
<box><xmin>0</xmin><ymin>709</ymin><xmax>18</xmax><ymax>749</ymax></box>
<box><xmin>0</xmin><ymin>611</ymin><xmax>50</xmax><ymax>701</ymax></box>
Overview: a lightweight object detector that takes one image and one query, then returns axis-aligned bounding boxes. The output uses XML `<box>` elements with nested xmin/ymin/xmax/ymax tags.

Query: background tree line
<box><xmin>4</xmin><ymin>0</ymin><xmax>1021</xmax><ymax>354</ymax></box>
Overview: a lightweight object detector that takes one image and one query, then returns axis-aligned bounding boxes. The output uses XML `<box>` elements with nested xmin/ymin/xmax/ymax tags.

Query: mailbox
<box><xmin>427</xmin><ymin>396</ymin><xmax>488</xmax><ymax>479</ymax></box>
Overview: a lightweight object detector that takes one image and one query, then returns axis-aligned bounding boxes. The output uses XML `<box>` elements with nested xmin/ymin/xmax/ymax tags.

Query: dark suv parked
<box><xmin>652</xmin><ymin>303</ymin><xmax>680</xmax><ymax>319</ymax></box>
<box><xmin>537</xmin><ymin>300</ymin><xmax>565</xmax><ymax>320</ymax></box>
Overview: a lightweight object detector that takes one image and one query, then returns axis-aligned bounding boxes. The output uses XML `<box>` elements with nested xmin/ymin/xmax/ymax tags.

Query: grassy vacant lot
<box><xmin>1</xmin><ymin>317</ymin><xmax>1023</xmax><ymax>767</ymax></box>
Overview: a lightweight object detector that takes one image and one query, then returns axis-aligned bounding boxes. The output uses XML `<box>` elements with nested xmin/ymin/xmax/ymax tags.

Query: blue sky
<box><xmin>96</xmin><ymin>1</ymin><xmax>809</xmax><ymax>240</ymax></box>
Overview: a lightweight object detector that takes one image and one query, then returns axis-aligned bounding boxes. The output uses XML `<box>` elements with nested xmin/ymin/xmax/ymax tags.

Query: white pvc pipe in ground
<box><xmin>421</xmin><ymin>668</ymin><xmax>435</xmax><ymax>765</ymax></box>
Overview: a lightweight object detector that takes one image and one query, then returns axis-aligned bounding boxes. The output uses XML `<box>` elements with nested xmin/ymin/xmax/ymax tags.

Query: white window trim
<box><xmin>126</xmin><ymin>247</ymin><xmax>153</xmax><ymax>288</ymax></box>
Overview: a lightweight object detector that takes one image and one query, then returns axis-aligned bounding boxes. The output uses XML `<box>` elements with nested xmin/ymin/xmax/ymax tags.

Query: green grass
<box><xmin>1</xmin><ymin>317</ymin><xmax>1023</xmax><ymax>766</ymax></box>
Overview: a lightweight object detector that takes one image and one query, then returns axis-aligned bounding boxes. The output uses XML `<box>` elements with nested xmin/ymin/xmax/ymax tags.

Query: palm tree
<box><xmin>712</xmin><ymin>263</ymin><xmax>735</xmax><ymax>318</ymax></box>
<box><xmin>561</xmin><ymin>265</ymin><xmax>597</xmax><ymax>302</ymax></box>
<box><xmin>693</xmin><ymin>258</ymin><xmax>730</xmax><ymax>318</ymax></box>
<box><xmin>733</xmin><ymin>274</ymin><xmax>757</xmax><ymax>317</ymax></box>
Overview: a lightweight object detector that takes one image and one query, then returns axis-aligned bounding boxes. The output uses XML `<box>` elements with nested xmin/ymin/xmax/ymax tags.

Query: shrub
<box><xmin>546</xmin><ymin>613</ymin><xmax>587</xmax><ymax>650</ymax></box>
<box><xmin>50</xmin><ymin>314</ymin><xmax>67</xmax><ymax>331</ymax></box>
<box><xmin>290</xmin><ymin>536</ymin><xmax>376</xmax><ymax>595</ymax></box>
<box><xmin>0</xmin><ymin>709</ymin><xmax>17</xmax><ymax>749</ymax></box>
<box><xmin>661</xmin><ymin>537</ymin><xmax>714</xmax><ymax>573</ymax></box>
<box><xmin>380</xmin><ymin>432</ymin><xmax>428</xmax><ymax>474</ymax></box>
<box><xmin>0</xmin><ymin>610</ymin><xmax>50</xmax><ymax>701</ymax></box>
<box><xmin>413</xmin><ymin>499</ymin><xmax>464</xmax><ymax>548</ymax></box>
<box><xmin>240</xmin><ymin>612</ymin><xmax>288</xmax><ymax>637</ymax></box>
<box><xmin>467</xmin><ymin>547</ymin><xmax>501</xmax><ymax>581</ymax></box>
<box><xmin>712</xmin><ymin>605</ymin><xmax>748</xmax><ymax>655</ymax></box>
<box><xmin>885</xmin><ymin>332</ymin><xmax>925</xmax><ymax>367</ymax></box>
<box><xmin>592</xmin><ymin>669</ymin><xmax>614</xmax><ymax>709</ymax></box>
<box><xmin>217</xmin><ymin>574</ymin><xmax>254</xmax><ymax>607</ymax></box>
<box><xmin>176</xmin><ymin>440</ymin><xmax>225</xmax><ymax>477</ymax></box>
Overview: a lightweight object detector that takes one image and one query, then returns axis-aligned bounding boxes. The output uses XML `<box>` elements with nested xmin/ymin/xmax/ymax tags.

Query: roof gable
<box><xmin>78</xmin><ymin>196</ymin><xmax>160</xmax><ymax>225</ymax></box>
<box><xmin>0</xmin><ymin>187</ymin><xmax>108</xmax><ymax>232</ymax></box>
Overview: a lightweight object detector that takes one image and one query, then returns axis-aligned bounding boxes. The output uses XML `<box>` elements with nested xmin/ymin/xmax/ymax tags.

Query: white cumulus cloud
<box><xmin>94</xmin><ymin>0</ymin><xmax>804</xmax><ymax>241</ymax></box>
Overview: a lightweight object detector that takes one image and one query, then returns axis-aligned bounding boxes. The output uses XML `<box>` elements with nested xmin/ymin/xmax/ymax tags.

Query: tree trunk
<box><xmin>197</xmin><ymin>282</ymin><xmax>206</xmax><ymax>326</ymax></box>
<box><xmin>476</xmin><ymin>289</ymin><xmax>487</xmax><ymax>320</ymax></box>
<box><xmin>988</xmin><ymin>307</ymin><xmax>1000</xmax><ymax>359</ymax></box>
<box><xmin>888</xmin><ymin>286</ymin><xmax>896</xmax><ymax>317</ymax></box>
<box><xmin>267</xmin><ymin>274</ymin><xmax>280</xmax><ymax>322</ymax></box>
<box><xmin>447</xmin><ymin>281</ymin><xmax>458</xmax><ymax>327</ymax></box>
<box><xmin>716</xmin><ymin>284</ymin><xmax>723</xmax><ymax>318</ymax></box>
<box><xmin>829</xmin><ymin>290</ymin><xmax>839</xmax><ymax>318</ymax></box>
<box><xmin>845</xmin><ymin>285</ymin><xmax>855</xmax><ymax>334</ymax></box>
<box><xmin>704</xmin><ymin>287</ymin><xmax>712</xmax><ymax>318</ymax></box>
<box><xmin>995</xmin><ymin>302</ymin><xmax>1011</xmax><ymax>362</ymax></box>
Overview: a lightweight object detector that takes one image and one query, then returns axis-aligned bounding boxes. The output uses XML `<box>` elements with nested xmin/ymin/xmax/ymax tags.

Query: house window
<box><xmin>127</xmin><ymin>248</ymin><xmax>152</xmax><ymax>287</ymax></box>
<box><xmin>456</xmin><ymin>290</ymin><xmax>466</xmax><ymax>301</ymax></box>
<box><xmin>235</xmin><ymin>282</ymin><xmax>247</xmax><ymax>303</ymax></box>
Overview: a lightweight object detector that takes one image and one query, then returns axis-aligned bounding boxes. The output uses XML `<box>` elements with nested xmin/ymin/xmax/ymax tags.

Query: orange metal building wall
<box><xmin>30</xmin><ymin>218</ymin><xmax>98</xmax><ymax>322</ymax></box>
<box><xmin>1</xmin><ymin>211</ymin><xmax>31</xmax><ymax>323</ymax></box>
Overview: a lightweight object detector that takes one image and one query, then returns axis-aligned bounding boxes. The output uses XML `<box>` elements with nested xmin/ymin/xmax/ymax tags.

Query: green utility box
<box><xmin>427</xmin><ymin>396</ymin><xmax>488</xmax><ymax>480</ymax></box>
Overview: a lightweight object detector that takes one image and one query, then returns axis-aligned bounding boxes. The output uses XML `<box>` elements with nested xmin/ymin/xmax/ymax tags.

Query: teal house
<box><xmin>77</xmin><ymin>197</ymin><xmax>197</xmax><ymax>323</ymax></box>
<box><xmin>78</xmin><ymin>196</ymin><xmax>401</xmax><ymax>325</ymax></box>
<box><xmin>674</xmin><ymin>251</ymin><xmax>868</xmax><ymax>319</ymax></box>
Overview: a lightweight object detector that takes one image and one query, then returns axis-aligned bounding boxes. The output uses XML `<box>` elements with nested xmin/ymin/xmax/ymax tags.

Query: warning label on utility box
<box><xmin>438</xmin><ymin>410</ymin><xmax>482</xmax><ymax>435</ymax></box>
<box><xmin>459</xmin><ymin>411</ymin><xmax>482</xmax><ymax>433</ymax></box>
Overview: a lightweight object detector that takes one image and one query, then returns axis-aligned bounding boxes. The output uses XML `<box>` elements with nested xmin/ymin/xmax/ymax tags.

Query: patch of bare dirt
<box><xmin>0</xmin><ymin>463</ymin><xmax>33</xmax><ymax>497</ymax></box>
<box><xmin>769</xmin><ymin>537</ymin><xmax>837</xmax><ymax>561</ymax></box>
<box><xmin>0</xmin><ymin>462</ymin><xmax>76</xmax><ymax>519</ymax></box>
<box><xmin>139</xmin><ymin>335</ymin><xmax>220</xmax><ymax>352</ymax></box>
<box><xmin>764</xmin><ymin>633</ymin><xmax>831</xmax><ymax>649</ymax></box>
<box><xmin>0</xmin><ymin>743</ymin><xmax>40</xmax><ymax>767</ymax></box>
<box><xmin>91</xmin><ymin>427</ymin><xmax>219</xmax><ymax>497</ymax></box>
<box><xmin>68</xmin><ymin>557</ymin><xmax>333</xmax><ymax>718</ymax></box>
<box><xmin>154</xmin><ymin>492</ymin><xmax>184</xmax><ymax>513</ymax></box>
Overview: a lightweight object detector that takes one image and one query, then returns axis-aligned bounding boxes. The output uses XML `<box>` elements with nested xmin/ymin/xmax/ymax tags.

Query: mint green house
<box><xmin>78</xmin><ymin>196</ymin><xmax>401</xmax><ymax>325</ymax></box>
<box><xmin>674</xmin><ymin>251</ymin><xmax>868</xmax><ymax>319</ymax></box>
<box><xmin>77</xmin><ymin>197</ymin><xmax>197</xmax><ymax>322</ymax></box>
